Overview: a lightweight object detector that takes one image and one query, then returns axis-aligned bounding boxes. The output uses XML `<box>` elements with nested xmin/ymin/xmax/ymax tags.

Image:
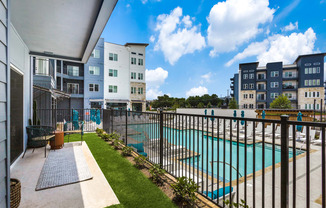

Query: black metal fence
<box><xmin>104</xmin><ymin>109</ymin><xmax>326</xmax><ymax>208</ymax></box>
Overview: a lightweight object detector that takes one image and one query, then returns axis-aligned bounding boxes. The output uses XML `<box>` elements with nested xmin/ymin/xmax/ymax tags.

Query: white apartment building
<box><xmin>104</xmin><ymin>42</ymin><xmax>148</xmax><ymax>111</ymax></box>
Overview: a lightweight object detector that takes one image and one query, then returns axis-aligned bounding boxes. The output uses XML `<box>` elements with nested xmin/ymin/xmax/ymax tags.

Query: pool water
<box><xmin>128</xmin><ymin>123</ymin><xmax>304</xmax><ymax>182</ymax></box>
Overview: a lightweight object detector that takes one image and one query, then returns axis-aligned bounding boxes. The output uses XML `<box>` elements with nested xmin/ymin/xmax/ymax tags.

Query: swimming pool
<box><xmin>127</xmin><ymin>123</ymin><xmax>304</xmax><ymax>182</ymax></box>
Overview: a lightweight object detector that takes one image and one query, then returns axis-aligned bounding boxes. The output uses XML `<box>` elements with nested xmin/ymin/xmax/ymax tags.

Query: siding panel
<box><xmin>0</xmin><ymin>42</ymin><xmax>6</xmax><ymax>64</ymax></box>
<box><xmin>0</xmin><ymin>159</ymin><xmax>5</xmax><ymax>180</ymax></box>
<box><xmin>0</xmin><ymin>3</ymin><xmax>6</xmax><ymax>27</ymax></box>
<box><xmin>0</xmin><ymin>62</ymin><xmax>6</xmax><ymax>83</ymax></box>
<box><xmin>0</xmin><ymin>82</ymin><xmax>6</xmax><ymax>102</ymax></box>
<box><xmin>0</xmin><ymin>179</ymin><xmax>5</xmax><ymax>206</ymax></box>
<box><xmin>0</xmin><ymin>23</ymin><xmax>6</xmax><ymax>45</ymax></box>
<box><xmin>0</xmin><ymin>103</ymin><xmax>6</xmax><ymax>122</ymax></box>
<box><xmin>0</xmin><ymin>122</ymin><xmax>5</xmax><ymax>143</ymax></box>
<box><xmin>0</xmin><ymin>140</ymin><xmax>5</xmax><ymax>162</ymax></box>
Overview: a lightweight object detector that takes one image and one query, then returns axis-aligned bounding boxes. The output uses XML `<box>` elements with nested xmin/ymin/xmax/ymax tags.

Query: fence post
<box><xmin>280</xmin><ymin>115</ymin><xmax>289</xmax><ymax>208</ymax></box>
<box><xmin>125</xmin><ymin>109</ymin><xmax>128</xmax><ymax>145</ymax></box>
<box><xmin>110</xmin><ymin>108</ymin><xmax>114</xmax><ymax>133</ymax></box>
<box><xmin>159</xmin><ymin>109</ymin><xmax>164</xmax><ymax>168</ymax></box>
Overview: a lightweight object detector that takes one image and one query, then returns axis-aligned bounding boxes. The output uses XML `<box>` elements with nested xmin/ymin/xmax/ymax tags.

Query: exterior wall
<box><xmin>84</xmin><ymin>38</ymin><xmax>104</xmax><ymax>109</ymax></box>
<box><xmin>240</xmin><ymin>90</ymin><xmax>256</xmax><ymax>108</ymax></box>
<box><xmin>297</xmin><ymin>87</ymin><xmax>325</xmax><ymax>109</ymax></box>
<box><xmin>0</xmin><ymin>0</ymin><xmax>9</xmax><ymax>206</ymax></box>
<box><xmin>297</xmin><ymin>54</ymin><xmax>324</xmax><ymax>88</ymax></box>
<box><xmin>130</xmin><ymin>82</ymin><xmax>146</xmax><ymax>101</ymax></box>
<box><xmin>266</xmin><ymin>62</ymin><xmax>283</xmax><ymax>108</ymax></box>
<box><xmin>104</xmin><ymin>43</ymin><xmax>130</xmax><ymax>105</ymax></box>
<box><xmin>176</xmin><ymin>108</ymin><xmax>257</xmax><ymax>118</ymax></box>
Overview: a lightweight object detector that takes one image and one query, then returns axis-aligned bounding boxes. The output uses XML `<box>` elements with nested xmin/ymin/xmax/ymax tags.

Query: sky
<box><xmin>101</xmin><ymin>0</ymin><xmax>326</xmax><ymax>100</ymax></box>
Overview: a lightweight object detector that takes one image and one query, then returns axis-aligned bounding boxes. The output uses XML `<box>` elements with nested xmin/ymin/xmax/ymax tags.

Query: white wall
<box><xmin>176</xmin><ymin>108</ymin><xmax>257</xmax><ymax>118</ymax></box>
<box><xmin>9</xmin><ymin>24</ymin><xmax>31</xmax><ymax>149</ymax></box>
<box><xmin>129</xmin><ymin>45</ymin><xmax>146</xmax><ymax>84</ymax></box>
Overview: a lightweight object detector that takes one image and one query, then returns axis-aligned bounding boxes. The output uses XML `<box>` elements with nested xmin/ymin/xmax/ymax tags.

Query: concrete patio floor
<box><xmin>11</xmin><ymin>142</ymin><xmax>120</xmax><ymax>208</ymax></box>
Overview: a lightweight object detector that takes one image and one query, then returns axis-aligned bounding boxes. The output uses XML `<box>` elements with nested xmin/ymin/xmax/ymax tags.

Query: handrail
<box><xmin>210</xmin><ymin>160</ymin><xmax>243</xmax><ymax>178</ymax></box>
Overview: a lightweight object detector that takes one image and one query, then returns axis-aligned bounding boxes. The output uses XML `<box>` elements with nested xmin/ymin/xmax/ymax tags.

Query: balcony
<box><xmin>283</xmin><ymin>72</ymin><xmax>298</xmax><ymax>80</ymax></box>
<box><xmin>256</xmin><ymin>95</ymin><xmax>266</xmax><ymax>102</ymax></box>
<box><xmin>257</xmin><ymin>85</ymin><xmax>266</xmax><ymax>92</ymax></box>
<box><xmin>257</xmin><ymin>74</ymin><xmax>266</xmax><ymax>81</ymax></box>
<box><xmin>282</xmin><ymin>85</ymin><xmax>297</xmax><ymax>90</ymax></box>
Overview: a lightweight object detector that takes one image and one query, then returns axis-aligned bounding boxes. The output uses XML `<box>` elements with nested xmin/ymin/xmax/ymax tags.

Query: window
<box><xmin>305</xmin><ymin>80</ymin><xmax>308</xmax><ymax>86</ymax></box>
<box><xmin>243</xmin><ymin>94</ymin><xmax>248</xmax><ymax>99</ymax></box>
<box><xmin>138</xmin><ymin>59</ymin><xmax>144</xmax><ymax>66</ymax></box>
<box><xmin>91</xmin><ymin>49</ymin><xmax>100</xmax><ymax>58</ymax></box>
<box><xmin>243</xmin><ymin>84</ymin><xmax>248</xmax><ymax>89</ymax></box>
<box><xmin>305</xmin><ymin>63</ymin><xmax>312</xmax><ymax>66</ymax></box>
<box><xmin>67</xmin><ymin>83</ymin><xmax>79</xmax><ymax>94</ymax></box>
<box><xmin>305</xmin><ymin>92</ymin><xmax>308</xmax><ymax>97</ymax></box>
<box><xmin>284</xmin><ymin>93</ymin><xmax>292</xmax><ymax>99</ymax></box>
<box><xmin>284</xmin><ymin>71</ymin><xmax>294</xmax><ymax>78</ymax></box>
<box><xmin>317</xmin><ymin>104</ymin><xmax>320</xmax><ymax>110</ymax></box>
<box><xmin>243</xmin><ymin>104</ymin><xmax>248</xmax><ymax>109</ymax></box>
<box><xmin>271</xmin><ymin>71</ymin><xmax>279</xmax><ymax>77</ymax></box>
<box><xmin>131</xmin><ymin>52</ymin><xmax>136</xmax><ymax>55</ymax></box>
<box><xmin>309</xmin><ymin>92</ymin><xmax>312</xmax><ymax>97</ymax></box>
<box><xmin>89</xmin><ymin>84</ymin><xmax>99</xmax><ymax>92</ymax></box>
<box><xmin>271</xmin><ymin>82</ymin><xmax>279</xmax><ymax>88</ymax></box>
<box><xmin>270</xmin><ymin>93</ymin><xmax>279</xmax><ymax>99</ymax></box>
<box><xmin>109</xmin><ymin>69</ymin><xmax>118</xmax><ymax>77</ymax></box>
<box><xmin>309</xmin><ymin>80</ymin><xmax>312</xmax><ymax>86</ymax></box>
<box><xmin>314</xmin><ymin>62</ymin><xmax>321</xmax><ymax>66</ymax></box>
<box><xmin>109</xmin><ymin>85</ymin><xmax>118</xmax><ymax>93</ymax></box>
<box><xmin>131</xmin><ymin>87</ymin><xmax>136</xmax><ymax>94</ymax></box>
<box><xmin>131</xmin><ymin>57</ymin><xmax>136</xmax><ymax>65</ymax></box>
<box><xmin>249</xmin><ymin>83</ymin><xmax>254</xmax><ymax>89</ymax></box>
<box><xmin>131</xmin><ymin>72</ymin><xmax>136</xmax><ymax>79</ymax></box>
<box><xmin>138</xmin><ymin>73</ymin><xmax>144</xmax><ymax>80</ymax></box>
<box><xmin>89</xmin><ymin>66</ymin><xmax>100</xmax><ymax>75</ymax></box>
<box><xmin>138</xmin><ymin>87</ymin><xmax>143</xmax><ymax>94</ymax></box>
<box><xmin>67</xmin><ymin>65</ymin><xmax>79</xmax><ymax>76</ymax></box>
<box><xmin>109</xmin><ymin>53</ymin><xmax>118</xmax><ymax>61</ymax></box>
<box><xmin>309</xmin><ymin>68</ymin><xmax>313</xmax><ymax>74</ymax></box>
<box><xmin>138</xmin><ymin>53</ymin><xmax>143</xmax><ymax>56</ymax></box>
<box><xmin>249</xmin><ymin>73</ymin><xmax>254</xmax><ymax>79</ymax></box>
<box><xmin>317</xmin><ymin>92</ymin><xmax>320</xmax><ymax>97</ymax></box>
<box><xmin>313</xmin><ymin>67</ymin><xmax>317</xmax><ymax>74</ymax></box>
<box><xmin>249</xmin><ymin>104</ymin><xmax>254</xmax><ymax>109</ymax></box>
<box><xmin>249</xmin><ymin>94</ymin><xmax>254</xmax><ymax>99</ymax></box>
<box><xmin>305</xmin><ymin>68</ymin><xmax>308</xmax><ymax>74</ymax></box>
<box><xmin>317</xmin><ymin>79</ymin><xmax>320</xmax><ymax>85</ymax></box>
<box><xmin>243</xmin><ymin>74</ymin><xmax>248</xmax><ymax>79</ymax></box>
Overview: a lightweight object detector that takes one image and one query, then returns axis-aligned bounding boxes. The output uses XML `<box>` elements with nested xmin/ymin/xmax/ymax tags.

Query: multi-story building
<box><xmin>230</xmin><ymin>73</ymin><xmax>239</xmax><ymax>104</ymax></box>
<box><xmin>104</xmin><ymin>42</ymin><xmax>148</xmax><ymax>111</ymax></box>
<box><xmin>230</xmin><ymin>53</ymin><xmax>325</xmax><ymax>109</ymax></box>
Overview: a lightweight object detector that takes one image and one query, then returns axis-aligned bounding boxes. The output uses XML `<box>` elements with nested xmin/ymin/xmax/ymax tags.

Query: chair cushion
<box><xmin>203</xmin><ymin>191</ymin><xmax>217</xmax><ymax>199</ymax></box>
<box><xmin>203</xmin><ymin>186</ymin><xmax>233</xmax><ymax>200</ymax></box>
<box><xmin>128</xmin><ymin>143</ymin><xmax>144</xmax><ymax>152</ymax></box>
<box><xmin>138</xmin><ymin>152</ymin><xmax>147</xmax><ymax>157</ymax></box>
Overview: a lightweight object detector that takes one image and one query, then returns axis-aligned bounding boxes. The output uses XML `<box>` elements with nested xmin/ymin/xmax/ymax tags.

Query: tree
<box><xmin>207</xmin><ymin>102</ymin><xmax>212</xmax><ymax>108</ymax></box>
<box><xmin>197</xmin><ymin>102</ymin><xmax>205</xmax><ymax>108</ymax></box>
<box><xmin>270</xmin><ymin>94</ymin><xmax>292</xmax><ymax>109</ymax></box>
<box><xmin>228</xmin><ymin>98</ymin><xmax>238</xmax><ymax>109</ymax></box>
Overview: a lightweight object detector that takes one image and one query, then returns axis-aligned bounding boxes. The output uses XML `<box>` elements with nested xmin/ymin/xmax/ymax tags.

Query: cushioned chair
<box><xmin>203</xmin><ymin>186</ymin><xmax>235</xmax><ymax>204</ymax></box>
<box><xmin>24</xmin><ymin>126</ymin><xmax>55</xmax><ymax>158</ymax></box>
<box><xmin>127</xmin><ymin>143</ymin><xmax>147</xmax><ymax>157</ymax></box>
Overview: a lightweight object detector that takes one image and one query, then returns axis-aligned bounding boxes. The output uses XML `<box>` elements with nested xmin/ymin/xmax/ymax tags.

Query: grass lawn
<box><xmin>64</xmin><ymin>133</ymin><xmax>176</xmax><ymax>208</ymax></box>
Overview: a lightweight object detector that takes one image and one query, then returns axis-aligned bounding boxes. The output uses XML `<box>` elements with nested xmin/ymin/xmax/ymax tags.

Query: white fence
<box><xmin>176</xmin><ymin>108</ymin><xmax>257</xmax><ymax>118</ymax></box>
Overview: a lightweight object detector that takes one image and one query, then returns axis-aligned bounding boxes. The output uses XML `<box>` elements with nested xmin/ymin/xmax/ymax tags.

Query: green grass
<box><xmin>64</xmin><ymin>133</ymin><xmax>176</xmax><ymax>208</ymax></box>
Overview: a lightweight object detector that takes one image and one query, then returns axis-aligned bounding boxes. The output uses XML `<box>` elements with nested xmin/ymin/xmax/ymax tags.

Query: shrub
<box><xmin>134</xmin><ymin>155</ymin><xmax>146</xmax><ymax>169</ymax></box>
<box><xmin>122</xmin><ymin>146</ymin><xmax>133</xmax><ymax>156</ymax></box>
<box><xmin>171</xmin><ymin>176</ymin><xmax>199</xmax><ymax>206</ymax></box>
<box><xmin>101</xmin><ymin>133</ymin><xmax>110</xmax><ymax>141</ymax></box>
<box><xmin>96</xmin><ymin>129</ymin><xmax>104</xmax><ymax>136</ymax></box>
<box><xmin>110</xmin><ymin>132</ymin><xmax>120</xmax><ymax>140</ymax></box>
<box><xmin>149</xmin><ymin>164</ymin><xmax>166</xmax><ymax>184</ymax></box>
<box><xmin>224</xmin><ymin>199</ymin><xmax>249</xmax><ymax>208</ymax></box>
<box><xmin>113</xmin><ymin>139</ymin><xmax>122</xmax><ymax>149</ymax></box>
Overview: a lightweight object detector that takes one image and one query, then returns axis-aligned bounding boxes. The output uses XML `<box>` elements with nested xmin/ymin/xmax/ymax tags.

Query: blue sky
<box><xmin>101</xmin><ymin>0</ymin><xmax>326</xmax><ymax>99</ymax></box>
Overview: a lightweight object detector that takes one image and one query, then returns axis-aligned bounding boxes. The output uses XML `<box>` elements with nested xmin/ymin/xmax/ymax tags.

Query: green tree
<box><xmin>207</xmin><ymin>102</ymin><xmax>212</xmax><ymax>108</ymax></box>
<box><xmin>270</xmin><ymin>94</ymin><xmax>292</xmax><ymax>109</ymax></box>
<box><xmin>228</xmin><ymin>98</ymin><xmax>238</xmax><ymax>109</ymax></box>
<box><xmin>197</xmin><ymin>102</ymin><xmax>205</xmax><ymax>108</ymax></box>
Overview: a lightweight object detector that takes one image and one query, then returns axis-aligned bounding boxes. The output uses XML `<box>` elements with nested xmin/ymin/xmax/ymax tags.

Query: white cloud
<box><xmin>282</xmin><ymin>21</ymin><xmax>298</xmax><ymax>31</ymax></box>
<box><xmin>141</xmin><ymin>0</ymin><xmax>148</xmax><ymax>4</ymax></box>
<box><xmin>201</xmin><ymin>72</ymin><xmax>212</xmax><ymax>82</ymax></box>
<box><xmin>149</xmin><ymin>35</ymin><xmax>155</xmax><ymax>43</ymax></box>
<box><xmin>146</xmin><ymin>67</ymin><xmax>169</xmax><ymax>99</ymax></box>
<box><xmin>126</xmin><ymin>4</ymin><xmax>131</xmax><ymax>8</ymax></box>
<box><xmin>227</xmin><ymin>28</ymin><xmax>317</xmax><ymax>66</ymax></box>
<box><xmin>152</xmin><ymin>7</ymin><xmax>206</xmax><ymax>65</ymax></box>
<box><xmin>186</xmin><ymin>86</ymin><xmax>208</xmax><ymax>97</ymax></box>
<box><xmin>207</xmin><ymin>0</ymin><xmax>275</xmax><ymax>56</ymax></box>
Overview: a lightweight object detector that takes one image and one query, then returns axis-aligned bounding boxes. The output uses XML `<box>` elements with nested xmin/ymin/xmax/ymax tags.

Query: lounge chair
<box><xmin>203</xmin><ymin>186</ymin><xmax>235</xmax><ymax>204</ymax></box>
<box><xmin>313</xmin><ymin>130</ymin><xmax>325</xmax><ymax>145</ymax></box>
<box><xmin>127</xmin><ymin>142</ymin><xmax>147</xmax><ymax>157</ymax></box>
<box><xmin>296</xmin><ymin>129</ymin><xmax>316</xmax><ymax>143</ymax></box>
<box><xmin>172</xmin><ymin>169</ymin><xmax>202</xmax><ymax>185</ymax></box>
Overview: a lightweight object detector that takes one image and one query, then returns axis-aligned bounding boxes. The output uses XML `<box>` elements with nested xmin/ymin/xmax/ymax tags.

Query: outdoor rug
<box><xmin>36</xmin><ymin>144</ymin><xmax>93</xmax><ymax>191</ymax></box>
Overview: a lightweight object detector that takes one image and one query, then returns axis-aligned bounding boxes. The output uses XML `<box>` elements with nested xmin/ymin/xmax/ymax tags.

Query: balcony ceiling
<box><xmin>11</xmin><ymin>0</ymin><xmax>117</xmax><ymax>63</ymax></box>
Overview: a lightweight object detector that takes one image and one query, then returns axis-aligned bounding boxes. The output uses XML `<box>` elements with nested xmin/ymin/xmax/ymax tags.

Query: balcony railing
<box><xmin>36</xmin><ymin>108</ymin><xmax>326</xmax><ymax>208</ymax></box>
<box><xmin>282</xmin><ymin>85</ymin><xmax>297</xmax><ymax>89</ymax></box>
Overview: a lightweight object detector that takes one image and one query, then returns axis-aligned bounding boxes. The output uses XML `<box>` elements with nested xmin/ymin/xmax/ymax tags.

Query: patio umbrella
<box><xmin>72</xmin><ymin>110</ymin><xmax>79</xmax><ymax>130</ymax></box>
<box><xmin>241</xmin><ymin>110</ymin><xmax>245</xmax><ymax>125</ymax></box>
<box><xmin>204</xmin><ymin>109</ymin><xmax>207</xmax><ymax>119</ymax></box>
<box><xmin>96</xmin><ymin>109</ymin><xmax>101</xmax><ymax>125</ymax></box>
<box><xmin>128</xmin><ymin>108</ymin><xmax>130</xmax><ymax>117</ymax></box>
<box><xmin>210</xmin><ymin>110</ymin><xmax>215</xmax><ymax>121</ymax></box>
<box><xmin>90</xmin><ymin>109</ymin><xmax>96</xmax><ymax>122</ymax></box>
<box><xmin>262</xmin><ymin>110</ymin><xmax>266</xmax><ymax>119</ymax></box>
<box><xmin>233</xmin><ymin>110</ymin><xmax>237</xmax><ymax>122</ymax></box>
<box><xmin>297</xmin><ymin>111</ymin><xmax>303</xmax><ymax>131</ymax></box>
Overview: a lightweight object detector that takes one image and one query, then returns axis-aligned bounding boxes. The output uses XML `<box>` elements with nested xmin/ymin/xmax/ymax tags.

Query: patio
<box><xmin>10</xmin><ymin>141</ymin><xmax>120</xmax><ymax>208</ymax></box>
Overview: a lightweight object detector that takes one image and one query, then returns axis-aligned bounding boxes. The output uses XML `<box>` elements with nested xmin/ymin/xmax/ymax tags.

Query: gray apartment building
<box><xmin>230</xmin><ymin>53</ymin><xmax>325</xmax><ymax>109</ymax></box>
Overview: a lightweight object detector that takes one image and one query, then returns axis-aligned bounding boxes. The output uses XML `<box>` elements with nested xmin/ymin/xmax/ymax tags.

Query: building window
<box><xmin>138</xmin><ymin>88</ymin><xmax>143</xmax><ymax>94</ymax></box>
<box><xmin>138</xmin><ymin>53</ymin><xmax>143</xmax><ymax>56</ymax></box>
<box><xmin>138</xmin><ymin>59</ymin><xmax>144</xmax><ymax>66</ymax></box>
<box><xmin>284</xmin><ymin>71</ymin><xmax>294</xmax><ymax>78</ymax></box>
<box><xmin>271</xmin><ymin>71</ymin><xmax>279</xmax><ymax>77</ymax></box>
<box><xmin>317</xmin><ymin>67</ymin><xmax>320</xmax><ymax>73</ymax></box>
<box><xmin>91</xmin><ymin>49</ymin><xmax>100</xmax><ymax>58</ymax></box>
<box><xmin>243</xmin><ymin>94</ymin><xmax>248</xmax><ymax>99</ymax></box>
<box><xmin>249</xmin><ymin>83</ymin><xmax>254</xmax><ymax>89</ymax></box>
<box><xmin>305</xmin><ymin>92</ymin><xmax>308</xmax><ymax>97</ymax></box>
<box><xmin>89</xmin><ymin>66</ymin><xmax>100</xmax><ymax>75</ymax></box>
<box><xmin>270</xmin><ymin>82</ymin><xmax>279</xmax><ymax>88</ymax></box>
<box><xmin>243</xmin><ymin>74</ymin><xmax>248</xmax><ymax>79</ymax></box>
<box><xmin>317</xmin><ymin>104</ymin><xmax>320</xmax><ymax>110</ymax></box>
<box><xmin>249</xmin><ymin>94</ymin><xmax>253</xmax><ymax>99</ymax></box>
<box><xmin>131</xmin><ymin>52</ymin><xmax>136</xmax><ymax>55</ymax></box>
<box><xmin>131</xmin><ymin>87</ymin><xmax>136</xmax><ymax>94</ymax></box>
<box><xmin>67</xmin><ymin>83</ymin><xmax>79</xmax><ymax>94</ymax></box>
<box><xmin>284</xmin><ymin>93</ymin><xmax>292</xmax><ymax>99</ymax></box>
<box><xmin>138</xmin><ymin>73</ymin><xmax>144</xmax><ymax>80</ymax></box>
<box><xmin>109</xmin><ymin>85</ymin><xmax>118</xmax><ymax>93</ymax></box>
<box><xmin>109</xmin><ymin>69</ymin><xmax>118</xmax><ymax>77</ymax></box>
<box><xmin>309</xmin><ymin>68</ymin><xmax>313</xmax><ymax>74</ymax></box>
<box><xmin>109</xmin><ymin>53</ymin><xmax>118</xmax><ymax>61</ymax></box>
<box><xmin>249</xmin><ymin>104</ymin><xmax>254</xmax><ymax>109</ymax></box>
<box><xmin>249</xmin><ymin>73</ymin><xmax>254</xmax><ymax>79</ymax></box>
<box><xmin>89</xmin><ymin>84</ymin><xmax>99</xmax><ymax>92</ymax></box>
<box><xmin>67</xmin><ymin>65</ymin><xmax>79</xmax><ymax>76</ymax></box>
<box><xmin>317</xmin><ymin>79</ymin><xmax>320</xmax><ymax>85</ymax></box>
<box><xmin>131</xmin><ymin>57</ymin><xmax>137</xmax><ymax>65</ymax></box>
<box><xmin>270</xmin><ymin>93</ymin><xmax>279</xmax><ymax>99</ymax></box>
<box><xmin>243</xmin><ymin>104</ymin><xmax>248</xmax><ymax>109</ymax></box>
<box><xmin>305</xmin><ymin>68</ymin><xmax>308</xmax><ymax>74</ymax></box>
<box><xmin>317</xmin><ymin>92</ymin><xmax>320</xmax><ymax>97</ymax></box>
<box><xmin>131</xmin><ymin>72</ymin><xmax>136</xmax><ymax>79</ymax></box>
<box><xmin>305</xmin><ymin>80</ymin><xmax>308</xmax><ymax>86</ymax></box>
<box><xmin>309</xmin><ymin>80</ymin><xmax>313</xmax><ymax>86</ymax></box>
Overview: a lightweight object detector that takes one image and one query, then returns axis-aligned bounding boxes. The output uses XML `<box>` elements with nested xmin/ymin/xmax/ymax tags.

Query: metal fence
<box><xmin>104</xmin><ymin>109</ymin><xmax>326</xmax><ymax>208</ymax></box>
<box><xmin>36</xmin><ymin>109</ymin><xmax>103</xmax><ymax>132</ymax></box>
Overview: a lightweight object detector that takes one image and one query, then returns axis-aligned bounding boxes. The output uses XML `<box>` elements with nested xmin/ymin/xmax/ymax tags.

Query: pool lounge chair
<box><xmin>127</xmin><ymin>142</ymin><xmax>148</xmax><ymax>157</ymax></box>
<box><xmin>313</xmin><ymin>130</ymin><xmax>325</xmax><ymax>145</ymax></box>
<box><xmin>203</xmin><ymin>186</ymin><xmax>235</xmax><ymax>204</ymax></box>
<box><xmin>172</xmin><ymin>169</ymin><xmax>202</xmax><ymax>185</ymax></box>
<box><xmin>296</xmin><ymin>129</ymin><xmax>316</xmax><ymax>143</ymax></box>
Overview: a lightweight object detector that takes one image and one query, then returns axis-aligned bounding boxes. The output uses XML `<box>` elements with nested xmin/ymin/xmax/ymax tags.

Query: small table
<box><xmin>50</xmin><ymin>130</ymin><xmax>64</xmax><ymax>149</ymax></box>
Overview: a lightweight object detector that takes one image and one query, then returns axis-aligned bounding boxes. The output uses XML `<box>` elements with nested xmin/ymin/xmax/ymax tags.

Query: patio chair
<box><xmin>203</xmin><ymin>186</ymin><xmax>235</xmax><ymax>204</ymax></box>
<box><xmin>296</xmin><ymin>129</ymin><xmax>316</xmax><ymax>143</ymax></box>
<box><xmin>313</xmin><ymin>130</ymin><xmax>325</xmax><ymax>145</ymax></box>
<box><xmin>23</xmin><ymin>125</ymin><xmax>55</xmax><ymax>158</ymax></box>
<box><xmin>64</xmin><ymin>120</ymin><xmax>84</xmax><ymax>144</ymax></box>
<box><xmin>127</xmin><ymin>142</ymin><xmax>147</xmax><ymax>157</ymax></box>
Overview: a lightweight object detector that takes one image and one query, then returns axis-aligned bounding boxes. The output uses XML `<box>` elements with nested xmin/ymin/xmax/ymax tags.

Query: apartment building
<box><xmin>104</xmin><ymin>42</ymin><xmax>148</xmax><ymax>111</ymax></box>
<box><xmin>230</xmin><ymin>53</ymin><xmax>325</xmax><ymax>109</ymax></box>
